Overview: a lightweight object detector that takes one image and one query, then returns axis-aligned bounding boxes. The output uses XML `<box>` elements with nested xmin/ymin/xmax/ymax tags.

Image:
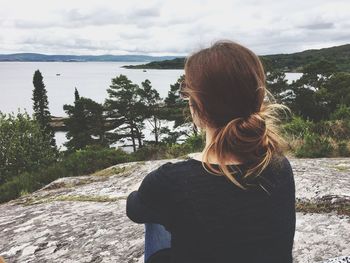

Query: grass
<box><xmin>296</xmin><ymin>199</ymin><xmax>350</xmax><ymax>216</ymax></box>
<box><xmin>91</xmin><ymin>166</ymin><xmax>127</xmax><ymax>177</ymax></box>
<box><xmin>19</xmin><ymin>194</ymin><xmax>126</xmax><ymax>206</ymax></box>
<box><xmin>91</xmin><ymin>163</ymin><xmax>141</xmax><ymax>177</ymax></box>
<box><xmin>329</xmin><ymin>165</ymin><xmax>350</xmax><ymax>172</ymax></box>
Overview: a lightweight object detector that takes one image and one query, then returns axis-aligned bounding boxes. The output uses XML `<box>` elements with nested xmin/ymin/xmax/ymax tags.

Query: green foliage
<box><xmin>123</xmin><ymin>57</ymin><xmax>185</xmax><ymax>69</ymax></box>
<box><xmin>322</xmin><ymin>73</ymin><xmax>350</xmax><ymax>113</ymax></box>
<box><xmin>130</xmin><ymin>143</ymin><xmax>169</xmax><ymax>161</ymax></box>
<box><xmin>163</xmin><ymin>75</ymin><xmax>191</xmax><ymax>128</ymax></box>
<box><xmin>138</xmin><ymin>79</ymin><xmax>165</xmax><ymax>144</ymax></box>
<box><xmin>166</xmin><ymin>133</ymin><xmax>204</xmax><ymax>157</ymax></box>
<box><xmin>282</xmin><ymin>115</ymin><xmax>314</xmax><ymax>138</ymax></box>
<box><xmin>64</xmin><ymin>89</ymin><xmax>107</xmax><ymax>152</ymax></box>
<box><xmin>330</xmin><ymin>104</ymin><xmax>350</xmax><ymax>120</ymax></box>
<box><xmin>0</xmin><ymin>146</ymin><xmax>131</xmax><ymax>203</ymax></box>
<box><xmin>302</xmin><ymin>59</ymin><xmax>337</xmax><ymax>76</ymax></box>
<box><xmin>294</xmin><ymin>132</ymin><xmax>334</xmax><ymax>158</ymax></box>
<box><xmin>104</xmin><ymin>74</ymin><xmax>146</xmax><ymax>152</ymax></box>
<box><xmin>61</xmin><ymin>145</ymin><xmax>131</xmax><ymax>176</ymax></box>
<box><xmin>312</xmin><ymin>120</ymin><xmax>350</xmax><ymax>140</ymax></box>
<box><xmin>32</xmin><ymin>69</ymin><xmax>57</xmax><ymax>149</ymax></box>
<box><xmin>182</xmin><ymin>132</ymin><xmax>205</xmax><ymax>152</ymax></box>
<box><xmin>266</xmin><ymin>71</ymin><xmax>289</xmax><ymax>103</ymax></box>
<box><xmin>264</xmin><ymin>44</ymin><xmax>350</xmax><ymax>72</ymax></box>
<box><xmin>337</xmin><ymin>141</ymin><xmax>350</xmax><ymax>157</ymax></box>
<box><xmin>0</xmin><ymin>111</ymin><xmax>57</xmax><ymax>185</ymax></box>
<box><xmin>288</xmin><ymin>72</ymin><xmax>330</xmax><ymax>121</ymax></box>
<box><xmin>130</xmin><ymin>133</ymin><xmax>204</xmax><ymax>161</ymax></box>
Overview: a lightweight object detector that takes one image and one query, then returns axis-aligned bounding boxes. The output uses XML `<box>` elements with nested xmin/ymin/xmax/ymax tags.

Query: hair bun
<box><xmin>234</xmin><ymin>112</ymin><xmax>266</xmax><ymax>138</ymax></box>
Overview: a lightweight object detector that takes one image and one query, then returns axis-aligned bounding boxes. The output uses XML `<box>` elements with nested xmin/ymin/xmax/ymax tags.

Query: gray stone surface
<box><xmin>0</xmin><ymin>155</ymin><xmax>349</xmax><ymax>263</ymax></box>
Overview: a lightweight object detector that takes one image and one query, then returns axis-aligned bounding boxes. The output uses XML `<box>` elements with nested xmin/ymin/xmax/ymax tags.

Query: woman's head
<box><xmin>182</xmin><ymin>40</ymin><xmax>290</xmax><ymax>189</ymax></box>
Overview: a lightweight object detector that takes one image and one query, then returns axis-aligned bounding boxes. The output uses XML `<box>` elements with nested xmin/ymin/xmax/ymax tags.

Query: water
<box><xmin>0</xmin><ymin>62</ymin><xmax>184</xmax><ymax>116</ymax></box>
<box><xmin>0</xmin><ymin>62</ymin><xmax>302</xmax><ymax>151</ymax></box>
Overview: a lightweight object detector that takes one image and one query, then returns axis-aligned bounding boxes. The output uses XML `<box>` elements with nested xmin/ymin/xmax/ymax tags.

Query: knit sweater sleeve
<box><xmin>126</xmin><ymin>162</ymin><xmax>174</xmax><ymax>226</ymax></box>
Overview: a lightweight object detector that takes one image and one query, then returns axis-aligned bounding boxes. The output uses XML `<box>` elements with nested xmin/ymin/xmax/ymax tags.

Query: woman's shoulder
<box><xmin>146</xmin><ymin>159</ymin><xmax>193</xmax><ymax>182</ymax></box>
<box><xmin>269</xmin><ymin>153</ymin><xmax>294</xmax><ymax>176</ymax></box>
<box><xmin>256</xmin><ymin>153</ymin><xmax>295</xmax><ymax>193</ymax></box>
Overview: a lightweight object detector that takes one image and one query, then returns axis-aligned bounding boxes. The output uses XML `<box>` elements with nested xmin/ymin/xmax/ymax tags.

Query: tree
<box><xmin>266</xmin><ymin>70</ymin><xmax>290</xmax><ymax>104</ymax></box>
<box><xmin>0</xmin><ymin>111</ymin><xmax>57</xmax><ymax>185</ymax></box>
<box><xmin>104</xmin><ymin>74</ymin><xmax>145</xmax><ymax>152</ymax></box>
<box><xmin>302</xmin><ymin>59</ymin><xmax>338</xmax><ymax>77</ymax></box>
<box><xmin>163</xmin><ymin>75</ymin><xmax>197</xmax><ymax>139</ymax></box>
<box><xmin>287</xmin><ymin>60</ymin><xmax>339</xmax><ymax>121</ymax></box>
<box><xmin>63</xmin><ymin>89</ymin><xmax>107</xmax><ymax>152</ymax></box>
<box><xmin>32</xmin><ymin>70</ymin><xmax>57</xmax><ymax>150</ymax></box>
<box><xmin>321</xmin><ymin>72</ymin><xmax>350</xmax><ymax>113</ymax></box>
<box><xmin>137</xmin><ymin>79</ymin><xmax>166</xmax><ymax>144</ymax></box>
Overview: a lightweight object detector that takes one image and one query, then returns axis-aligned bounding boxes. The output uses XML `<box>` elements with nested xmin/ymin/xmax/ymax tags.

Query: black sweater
<box><xmin>126</xmin><ymin>154</ymin><xmax>296</xmax><ymax>263</ymax></box>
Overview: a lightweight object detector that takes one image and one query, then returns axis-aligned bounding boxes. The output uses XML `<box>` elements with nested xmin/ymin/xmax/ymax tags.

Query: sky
<box><xmin>0</xmin><ymin>0</ymin><xmax>349</xmax><ymax>56</ymax></box>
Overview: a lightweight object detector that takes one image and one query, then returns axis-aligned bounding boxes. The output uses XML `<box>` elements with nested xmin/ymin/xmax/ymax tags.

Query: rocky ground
<box><xmin>0</xmin><ymin>154</ymin><xmax>349</xmax><ymax>263</ymax></box>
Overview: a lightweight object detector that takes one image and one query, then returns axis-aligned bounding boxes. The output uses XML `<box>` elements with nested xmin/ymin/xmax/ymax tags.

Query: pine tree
<box><xmin>138</xmin><ymin>79</ymin><xmax>165</xmax><ymax>144</ymax></box>
<box><xmin>63</xmin><ymin>88</ymin><xmax>107</xmax><ymax>152</ymax></box>
<box><xmin>32</xmin><ymin>70</ymin><xmax>57</xmax><ymax>150</ymax></box>
<box><xmin>163</xmin><ymin>75</ymin><xmax>195</xmax><ymax>138</ymax></box>
<box><xmin>104</xmin><ymin>74</ymin><xmax>145</xmax><ymax>152</ymax></box>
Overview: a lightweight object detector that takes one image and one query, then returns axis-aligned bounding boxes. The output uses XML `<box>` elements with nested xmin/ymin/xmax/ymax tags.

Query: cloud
<box><xmin>0</xmin><ymin>0</ymin><xmax>349</xmax><ymax>56</ymax></box>
<box><xmin>299</xmin><ymin>22</ymin><xmax>335</xmax><ymax>30</ymax></box>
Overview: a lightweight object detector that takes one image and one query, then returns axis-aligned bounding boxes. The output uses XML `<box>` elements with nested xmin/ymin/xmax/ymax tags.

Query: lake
<box><xmin>0</xmin><ymin>62</ymin><xmax>302</xmax><ymax>151</ymax></box>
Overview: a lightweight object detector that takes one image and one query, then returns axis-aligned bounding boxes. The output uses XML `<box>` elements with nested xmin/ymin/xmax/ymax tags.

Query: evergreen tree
<box><xmin>104</xmin><ymin>74</ymin><xmax>145</xmax><ymax>152</ymax></box>
<box><xmin>164</xmin><ymin>75</ymin><xmax>191</xmax><ymax>127</ymax></box>
<box><xmin>74</xmin><ymin>87</ymin><xmax>80</xmax><ymax>101</ymax></box>
<box><xmin>137</xmin><ymin>79</ymin><xmax>165</xmax><ymax>144</ymax></box>
<box><xmin>163</xmin><ymin>75</ymin><xmax>195</xmax><ymax>139</ymax></box>
<box><xmin>266</xmin><ymin>71</ymin><xmax>290</xmax><ymax>104</ymax></box>
<box><xmin>63</xmin><ymin>89</ymin><xmax>107</xmax><ymax>152</ymax></box>
<box><xmin>287</xmin><ymin>61</ymin><xmax>337</xmax><ymax>121</ymax></box>
<box><xmin>32</xmin><ymin>70</ymin><xmax>57</xmax><ymax>150</ymax></box>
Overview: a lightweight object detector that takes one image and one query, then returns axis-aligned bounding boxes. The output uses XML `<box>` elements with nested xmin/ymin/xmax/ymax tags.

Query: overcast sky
<box><xmin>1</xmin><ymin>0</ymin><xmax>349</xmax><ymax>56</ymax></box>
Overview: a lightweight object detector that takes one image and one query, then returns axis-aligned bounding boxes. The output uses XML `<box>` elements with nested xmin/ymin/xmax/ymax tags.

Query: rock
<box><xmin>0</xmin><ymin>155</ymin><xmax>349</xmax><ymax>262</ymax></box>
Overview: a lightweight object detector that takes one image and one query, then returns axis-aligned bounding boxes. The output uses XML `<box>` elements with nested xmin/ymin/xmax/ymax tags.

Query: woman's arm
<box><xmin>126</xmin><ymin>162</ymin><xmax>173</xmax><ymax>225</ymax></box>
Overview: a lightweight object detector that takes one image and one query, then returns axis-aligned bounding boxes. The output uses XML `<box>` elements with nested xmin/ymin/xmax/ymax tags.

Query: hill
<box><xmin>123</xmin><ymin>44</ymin><xmax>350</xmax><ymax>72</ymax></box>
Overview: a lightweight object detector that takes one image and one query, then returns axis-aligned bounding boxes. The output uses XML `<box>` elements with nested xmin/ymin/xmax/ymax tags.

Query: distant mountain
<box><xmin>123</xmin><ymin>44</ymin><xmax>350</xmax><ymax>72</ymax></box>
<box><xmin>0</xmin><ymin>53</ymin><xmax>178</xmax><ymax>62</ymax></box>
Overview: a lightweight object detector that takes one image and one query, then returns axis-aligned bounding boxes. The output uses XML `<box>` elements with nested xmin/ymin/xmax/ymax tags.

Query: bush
<box><xmin>0</xmin><ymin>111</ymin><xmax>58</xmax><ymax>185</ymax></box>
<box><xmin>61</xmin><ymin>145</ymin><xmax>131</xmax><ymax>176</ymax></box>
<box><xmin>294</xmin><ymin>132</ymin><xmax>334</xmax><ymax>158</ymax></box>
<box><xmin>313</xmin><ymin>119</ymin><xmax>350</xmax><ymax>140</ymax></box>
<box><xmin>282</xmin><ymin>115</ymin><xmax>314</xmax><ymax>138</ymax></box>
<box><xmin>337</xmin><ymin>141</ymin><xmax>350</xmax><ymax>157</ymax></box>
<box><xmin>330</xmin><ymin>104</ymin><xmax>350</xmax><ymax>120</ymax></box>
<box><xmin>0</xmin><ymin>146</ymin><xmax>132</xmax><ymax>204</ymax></box>
<box><xmin>166</xmin><ymin>133</ymin><xmax>204</xmax><ymax>158</ymax></box>
<box><xmin>130</xmin><ymin>143</ymin><xmax>169</xmax><ymax>161</ymax></box>
<box><xmin>182</xmin><ymin>133</ymin><xmax>205</xmax><ymax>152</ymax></box>
<box><xmin>131</xmin><ymin>133</ymin><xmax>205</xmax><ymax>161</ymax></box>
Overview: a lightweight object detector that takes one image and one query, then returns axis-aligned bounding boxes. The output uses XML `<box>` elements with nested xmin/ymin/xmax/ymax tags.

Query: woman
<box><xmin>126</xmin><ymin>40</ymin><xmax>296</xmax><ymax>263</ymax></box>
